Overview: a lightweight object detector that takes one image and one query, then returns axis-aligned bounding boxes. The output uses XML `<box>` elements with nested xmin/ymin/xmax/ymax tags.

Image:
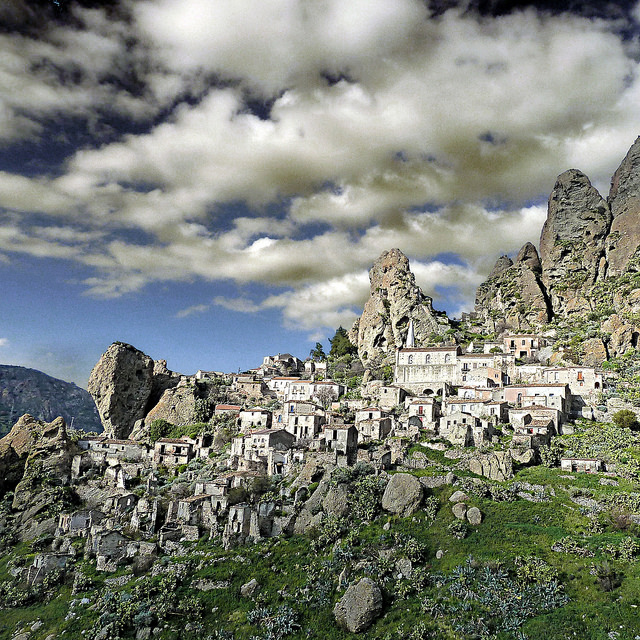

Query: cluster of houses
<box><xmin>37</xmin><ymin>334</ymin><xmax>612</xmax><ymax>574</ymax></box>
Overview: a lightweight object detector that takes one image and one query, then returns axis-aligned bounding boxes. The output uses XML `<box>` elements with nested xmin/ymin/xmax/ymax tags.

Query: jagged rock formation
<box><xmin>88</xmin><ymin>343</ymin><xmax>180</xmax><ymax>439</ymax></box>
<box><xmin>474</xmin><ymin>136</ymin><xmax>640</xmax><ymax>363</ymax></box>
<box><xmin>607</xmin><ymin>136</ymin><xmax>640</xmax><ymax>276</ymax></box>
<box><xmin>539</xmin><ymin>170</ymin><xmax>611</xmax><ymax>313</ymax></box>
<box><xmin>475</xmin><ymin>242</ymin><xmax>550</xmax><ymax>332</ymax></box>
<box><xmin>350</xmin><ymin>248</ymin><xmax>450</xmax><ymax>365</ymax></box>
<box><xmin>0</xmin><ymin>365</ymin><xmax>101</xmax><ymax>437</ymax></box>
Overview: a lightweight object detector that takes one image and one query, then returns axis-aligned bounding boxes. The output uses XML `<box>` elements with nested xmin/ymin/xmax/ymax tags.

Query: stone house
<box><xmin>509</xmin><ymin>404</ymin><xmax>562</xmax><ymax>432</ymax></box>
<box><xmin>439</xmin><ymin>412</ymin><xmax>492</xmax><ymax>447</ymax></box>
<box><xmin>501</xmin><ymin>383</ymin><xmax>569</xmax><ymax>414</ymax></box>
<box><xmin>457</xmin><ymin>354</ymin><xmax>507</xmax><ymax>387</ymax></box>
<box><xmin>56</xmin><ymin>509</ymin><xmax>105</xmax><ymax>537</ymax></box>
<box><xmin>378</xmin><ymin>385</ymin><xmax>407</xmax><ymax>410</ymax></box>
<box><xmin>26</xmin><ymin>553</ymin><xmax>70</xmax><ymax>585</ymax></box>
<box><xmin>239</xmin><ymin>407</ymin><xmax>273</xmax><ymax>431</ymax></box>
<box><xmin>283</xmin><ymin>399</ymin><xmax>322</xmax><ymax>416</ymax></box>
<box><xmin>231</xmin><ymin>429</ymin><xmax>296</xmax><ymax>469</ymax></box>
<box><xmin>304</xmin><ymin>360</ymin><xmax>328</xmax><ymax>377</ymax></box>
<box><xmin>357</xmin><ymin>416</ymin><xmax>392</xmax><ymax>443</ymax></box>
<box><xmin>512</xmin><ymin>418</ymin><xmax>554</xmax><ymax>449</ymax></box>
<box><xmin>285</xmin><ymin>412</ymin><xmax>325</xmax><ymax>441</ymax></box>
<box><xmin>266</xmin><ymin>377</ymin><xmax>301</xmax><ymax>399</ymax></box>
<box><xmin>407</xmin><ymin>399</ymin><xmax>438</xmax><ymax>424</ymax></box>
<box><xmin>175</xmin><ymin>495</ymin><xmax>212</xmax><ymax>526</ymax></box>
<box><xmin>86</xmin><ymin>529</ymin><xmax>130</xmax><ymax>571</ymax></box>
<box><xmin>457</xmin><ymin>386</ymin><xmax>494</xmax><ymax>401</ymax></box>
<box><xmin>214</xmin><ymin>404</ymin><xmax>241</xmax><ymax>415</ymax></box>
<box><xmin>153</xmin><ymin>438</ymin><xmax>194</xmax><ymax>467</ymax></box>
<box><xmin>560</xmin><ymin>457</ymin><xmax>603</xmax><ymax>473</ymax></box>
<box><xmin>235</xmin><ymin>377</ymin><xmax>268</xmax><ymax>397</ymax></box>
<box><xmin>79</xmin><ymin>437</ymin><xmax>149</xmax><ymax>463</ymax></box>
<box><xmin>443</xmin><ymin>398</ymin><xmax>507</xmax><ymax>423</ymax></box>
<box><xmin>323</xmin><ymin>425</ymin><xmax>358</xmax><ymax>465</ymax></box>
<box><xmin>503</xmin><ymin>334</ymin><xmax>546</xmax><ymax>359</ymax></box>
<box><xmin>394</xmin><ymin>345</ymin><xmax>461</xmax><ymax>395</ymax></box>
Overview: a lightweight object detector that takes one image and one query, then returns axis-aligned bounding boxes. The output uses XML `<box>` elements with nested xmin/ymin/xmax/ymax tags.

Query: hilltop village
<box><xmin>3</xmin><ymin>136</ymin><xmax>640</xmax><ymax>640</ymax></box>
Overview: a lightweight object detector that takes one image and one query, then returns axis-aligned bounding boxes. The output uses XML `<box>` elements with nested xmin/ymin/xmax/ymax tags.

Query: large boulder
<box><xmin>468</xmin><ymin>451</ymin><xmax>513</xmax><ymax>482</ymax></box>
<box><xmin>88</xmin><ymin>343</ymin><xmax>180</xmax><ymax>439</ymax></box>
<box><xmin>333</xmin><ymin>578</ymin><xmax>383</xmax><ymax>633</ymax></box>
<box><xmin>350</xmin><ymin>248</ymin><xmax>451</xmax><ymax>365</ymax></box>
<box><xmin>381</xmin><ymin>472</ymin><xmax>423</xmax><ymax>517</ymax></box>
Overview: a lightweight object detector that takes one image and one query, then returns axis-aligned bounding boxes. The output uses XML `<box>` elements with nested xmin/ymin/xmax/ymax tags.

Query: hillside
<box><xmin>0</xmin><ymin>365</ymin><xmax>101</xmax><ymax>436</ymax></box>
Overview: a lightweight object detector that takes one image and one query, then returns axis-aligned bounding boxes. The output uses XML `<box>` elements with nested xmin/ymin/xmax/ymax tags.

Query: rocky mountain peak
<box><xmin>515</xmin><ymin>242</ymin><xmax>542</xmax><ymax>273</ymax></box>
<box><xmin>607</xmin><ymin>135</ymin><xmax>640</xmax><ymax>275</ymax></box>
<box><xmin>538</xmin><ymin>168</ymin><xmax>611</xmax><ymax>313</ymax></box>
<box><xmin>488</xmin><ymin>255</ymin><xmax>513</xmax><ymax>279</ymax></box>
<box><xmin>350</xmin><ymin>249</ymin><xmax>450</xmax><ymax>366</ymax></box>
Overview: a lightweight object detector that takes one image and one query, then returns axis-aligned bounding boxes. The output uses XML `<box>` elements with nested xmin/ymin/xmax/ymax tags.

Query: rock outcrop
<box><xmin>540</xmin><ymin>170</ymin><xmax>611</xmax><ymax>313</ymax></box>
<box><xmin>381</xmin><ymin>472</ymin><xmax>423</xmax><ymax>516</ymax></box>
<box><xmin>333</xmin><ymin>578</ymin><xmax>383</xmax><ymax>633</ymax></box>
<box><xmin>472</xmin><ymin>136</ymin><xmax>640</xmax><ymax>363</ymax></box>
<box><xmin>468</xmin><ymin>451</ymin><xmax>513</xmax><ymax>481</ymax></box>
<box><xmin>88</xmin><ymin>343</ymin><xmax>180</xmax><ymax>439</ymax></box>
<box><xmin>607</xmin><ymin>136</ymin><xmax>640</xmax><ymax>276</ymax></box>
<box><xmin>350</xmin><ymin>248</ymin><xmax>450</xmax><ymax>365</ymax></box>
<box><xmin>474</xmin><ymin>242</ymin><xmax>550</xmax><ymax>332</ymax></box>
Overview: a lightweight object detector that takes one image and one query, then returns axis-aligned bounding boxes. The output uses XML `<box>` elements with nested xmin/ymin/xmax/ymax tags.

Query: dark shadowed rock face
<box><xmin>607</xmin><ymin>136</ymin><xmax>640</xmax><ymax>276</ymax></box>
<box><xmin>540</xmin><ymin>169</ymin><xmax>611</xmax><ymax>312</ymax></box>
<box><xmin>350</xmin><ymin>248</ymin><xmax>450</xmax><ymax>365</ymax></box>
<box><xmin>88</xmin><ymin>343</ymin><xmax>180</xmax><ymax>439</ymax></box>
<box><xmin>0</xmin><ymin>365</ymin><xmax>101</xmax><ymax>437</ymax></box>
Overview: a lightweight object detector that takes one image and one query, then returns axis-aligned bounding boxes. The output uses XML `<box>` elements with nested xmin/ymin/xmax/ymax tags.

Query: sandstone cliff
<box><xmin>350</xmin><ymin>248</ymin><xmax>451</xmax><ymax>365</ymax></box>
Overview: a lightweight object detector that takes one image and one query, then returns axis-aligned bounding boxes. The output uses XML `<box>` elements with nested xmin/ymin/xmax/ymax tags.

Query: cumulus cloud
<box><xmin>1</xmin><ymin>1</ymin><xmax>640</xmax><ymax>336</ymax></box>
<box><xmin>0</xmin><ymin>338</ymin><xmax>8</xmax><ymax>348</ymax></box>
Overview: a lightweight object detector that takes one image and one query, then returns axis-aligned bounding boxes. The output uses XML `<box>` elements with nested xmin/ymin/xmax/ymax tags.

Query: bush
<box><xmin>613</xmin><ymin>409</ymin><xmax>639</xmax><ymax>431</ymax></box>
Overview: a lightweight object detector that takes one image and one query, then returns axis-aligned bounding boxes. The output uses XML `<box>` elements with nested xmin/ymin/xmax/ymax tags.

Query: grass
<box><xmin>0</xmin><ymin>463</ymin><xmax>639</xmax><ymax>640</ymax></box>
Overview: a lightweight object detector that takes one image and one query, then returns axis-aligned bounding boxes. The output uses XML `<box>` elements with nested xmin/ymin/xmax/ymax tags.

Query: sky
<box><xmin>1</xmin><ymin>0</ymin><xmax>640</xmax><ymax>386</ymax></box>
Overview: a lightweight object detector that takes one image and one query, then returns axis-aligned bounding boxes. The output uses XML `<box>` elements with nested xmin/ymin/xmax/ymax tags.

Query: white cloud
<box><xmin>213</xmin><ymin>297</ymin><xmax>261</xmax><ymax>313</ymax></box>
<box><xmin>1</xmin><ymin>3</ymin><xmax>639</xmax><ymax>337</ymax></box>
<box><xmin>0</xmin><ymin>338</ymin><xmax>8</xmax><ymax>348</ymax></box>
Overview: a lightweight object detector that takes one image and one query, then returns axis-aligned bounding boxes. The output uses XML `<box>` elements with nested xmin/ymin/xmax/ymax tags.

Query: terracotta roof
<box><xmin>215</xmin><ymin>404</ymin><xmax>241</xmax><ymax>410</ymax></box>
<box><xmin>155</xmin><ymin>438</ymin><xmax>191</xmax><ymax>444</ymax></box>
<box><xmin>507</xmin><ymin>383</ymin><xmax>567</xmax><ymax>388</ymax></box>
<box><xmin>529</xmin><ymin>419</ymin><xmax>553</xmax><ymax>427</ymax></box>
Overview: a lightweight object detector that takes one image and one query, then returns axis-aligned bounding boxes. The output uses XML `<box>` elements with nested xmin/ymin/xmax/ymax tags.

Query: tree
<box><xmin>329</xmin><ymin>326</ymin><xmax>357</xmax><ymax>358</ymax></box>
<box><xmin>310</xmin><ymin>342</ymin><xmax>326</xmax><ymax>361</ymax></box>
<box><xmin>612</xmin><ymin>409</ymin><xmax>639</xmax><ymax>431</ymax></box>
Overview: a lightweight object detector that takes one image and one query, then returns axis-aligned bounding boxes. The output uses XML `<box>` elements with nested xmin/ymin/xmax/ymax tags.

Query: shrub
<box><xmin>613</xmin><ymin>409</ymin><xmax>639</xmax><ymax>431</ymax></box>
<box><xmin>447</xmin><ymin>520</ymin><xmax>469</xmax><ymax>540</ymax></box>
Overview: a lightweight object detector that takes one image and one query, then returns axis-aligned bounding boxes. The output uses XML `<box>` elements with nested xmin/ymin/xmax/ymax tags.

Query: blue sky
<box><xmin>1</xmin><ymin>0</ymin><xmax>640</xmax><ymax>386</ymax></box>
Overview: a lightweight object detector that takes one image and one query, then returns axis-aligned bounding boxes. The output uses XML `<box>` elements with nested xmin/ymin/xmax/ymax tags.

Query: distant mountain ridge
<box><xmin>0</xmin><ymin>364</ymin><xmax>102</xmax><ymax>436</ymax></box>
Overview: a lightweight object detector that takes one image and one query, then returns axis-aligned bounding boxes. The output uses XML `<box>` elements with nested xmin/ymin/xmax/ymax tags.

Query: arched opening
<box><xmin>423</xmin><ymin>388</ymin><xmax>434</xmax><ymax>396</ymax></box>
<box><xmin>632</xmin><ymin>332</ymin><xmax>639</xmax><ymax>348</ymax></box>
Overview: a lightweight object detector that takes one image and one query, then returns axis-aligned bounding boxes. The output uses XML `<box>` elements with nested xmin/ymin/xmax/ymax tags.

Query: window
<box><xmin>445</xmin><ymin>354</ymin><xmax>451</xmax><ymax>363</ymax></box>
<box><xmin>418</xmin><ymin>405</ymin><xmax>423</xmax><ymax>415</ymax></box>
<box><xmin>425</xmin><ymin>354</ymin><xmax>431</xmax><ymax>363</ymax></box>
<box><xmin>408</xmin><ymin>355</ymin><xmax>414</xmax><ymax>364</ymax></box>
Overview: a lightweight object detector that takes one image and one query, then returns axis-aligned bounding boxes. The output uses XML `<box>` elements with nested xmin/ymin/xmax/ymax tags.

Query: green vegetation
<box><xmin>328</xmin><ymin>326</ymin><xmax>357</xmax><ymax>358</ymax></box>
